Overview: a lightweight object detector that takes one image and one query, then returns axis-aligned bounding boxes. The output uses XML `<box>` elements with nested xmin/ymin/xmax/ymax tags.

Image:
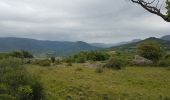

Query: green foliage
<box><xmin>10</xmin><ymin>50</ymin><xmax>33</xmax><ymax>59</ymax></box>
<box><xmin>86</xmin><ymin>51</ymin><xmax>110</xmax><ymax>61</ymax></box>
<box><xmin>95</xmin><ymin>66</ymin><xmax>103</xmax><ymax>73</ymax></box>
<box><xmin>76</xmin><ymin>57</ymin><xmax>86</xmax><ymax>63</ymax></box>
<box><xmin>0</xmin><ymin>58</ymin><xmax>44</xmax><ymax>100</ymax></box>
<box><xmin>0</xmin><ymin>53</ymin><xmax>11</xmax><ymax>59</ymax></box>
<box><xmin>66</xmin><ymin>51</ymin><xmax>110</xmax><ymax>63</ymax></box>
<box><xmin>103</xmin><ymin>57</ymin><xmax>126</xmax><ymax>70</ymax></box>
<box><xmin>159</xmin><ymin>58</ymin><xmax>170</xmax><ymax>67</ymax></box>
<box><xmin>138</xmin><ymin>42</ymin><xmax>162</xmax><ymax>63</ymax></box>
<box><xmin>75</xmin><ymin>67</ymin><xmax>83</xmax><ymax>71</ymax></box>
<box><xmin>32</xmin><ymin>59</ymin><xmax>51</xmax><ymax>66</ymax></box>
<box><xmin>165</xmin><ymin>54</ymin><xmax>170</xmax><ymax>59</ymax></box>
<box><xmin>18</xmin><ymin>85</ymin><xmax>33</xmax><ymax>100</ymax></box>
<box><xmin>50</xmin><ymin>57</ymin><xmax>55</xmax><ymax>63</ymax></box>
<box><xmin>38</xmin><ymin>59</ymin><xmax>51</xmax><ymax>66</ymax></box>
<box><xmin>54</xmin><ymin>59</ymin><xmax>62</xmax><ymax>65</ymax></box>
<box><xmin>166</xmin><ymin>0</ymin><xmax>170</xmax><ymax>18</ymax></box>
<box><xmin>67</xmin><ymin>62</ymin><xmax>72</xmax><ymax>66</ymax></box>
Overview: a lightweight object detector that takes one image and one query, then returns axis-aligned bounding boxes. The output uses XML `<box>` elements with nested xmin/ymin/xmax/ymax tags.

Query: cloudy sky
<box><xmin>0</xmin><ymin>0</ymin><xmax>169</xmax><ymax>43</ymax></box>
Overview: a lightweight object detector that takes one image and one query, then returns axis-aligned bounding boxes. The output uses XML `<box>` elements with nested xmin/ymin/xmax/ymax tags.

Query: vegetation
<box><xmin>137</xmin><ymin>42</ymin><xmax>162</xmax><ymax>63</ymax></box>
<box><xmin>0</xmin><ymin>42</ymin><xmax>169</xmax><ymax>100</ymax></box>
<box><xmin>33</xmin><ymin>59</ymin><xmax>51</xmax><ymax>67</ymax></box>
<box><xmin>26</xmin><ymin>65</ymin><xmax>170</xmax><ymax>100</ymax></box>
<box><xmin>0</xmin><ymin>58</ymin><xmax>43</xmax><ymax>100</ymax></box>
<box><xmin>95</xmin><ymin>66</ymin><xmax>104</xmax><ymax>73</ymax></box>
<box><xmin>103</xmin><ymin>57</ymin><xmax>127</xmax><ymax>70</ymax></box>
<box><xmin>166</xmin><ymin>0</ymin><xmax>170</xmax><ymax>19</ymax></box>
<box><xmin>66</xmin><ymin>51</ymin><xmax>110</xmax><ymax>63</ymax></box>
<box><xmin>159</xmin><ymin>55</ymin><xmax>170</xmax><ymax>67</ymax></box>
<box><xmin>50</xmin><ymin>57</ymin><xmax>55</xmax><ymax>63</ymax></box>
<box><xmin>111</xmin><ymin>37</ymin><xmax>170</xmax><ymax>54</ymax></box>
<box><xmin>11</xmin><ymin>50</ymin><xmax>33</xmax><ymax>59</ymax></box>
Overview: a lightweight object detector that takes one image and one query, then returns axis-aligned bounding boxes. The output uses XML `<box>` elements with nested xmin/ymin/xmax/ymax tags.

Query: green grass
<box><xmin>25</xmin><ymin>64</ymin><xmax>170</xmax><ymax>100</ymax></box>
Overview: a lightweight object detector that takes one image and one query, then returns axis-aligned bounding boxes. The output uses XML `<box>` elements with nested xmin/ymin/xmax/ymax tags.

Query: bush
<box><xmin>75</xmin><ymin>67</ymin><xmax>83</xmax><ymax>71</ymax></box>
<box><xmin>165</xmin><ymin>54</ymin><xmax>170</xmax><ymax>59</ymax></box>
<box><xmin>32</xmin><ymin>59</ymin><xmax>51</xmax><ymax>66</ymax></box>
<box><xmin>76</xmin><ymin>57</ymin><xmax>86</xmax><ymax>63</ymax></box>
<box><xmin>159</xmin><ymin>58</ymin><xmax>170</xmax><ymax>67</ymax></box>
<box><xmin>0</xmin><ymin>58</ymin><xmax>44</xmax><ymax>100</ymax></box>
<box><xmin>95</xmin><ymin>66</ymin><xmax>103</xmax><ymax>73</ymax></box>
<box><xmin>67</xmin><ymin>62</ymin><xmax>72</xmax><ymax>66</ymax></box>
<box><xmin>10</xmin><ymin>50</ymin><xmax>33</xmax><ymax>59</ymax></box>
<box><xmin>66</xmin><ymin>51</ymin><xmax>110</xmax><ymax>63</ymax></box>
<box><xmin>39</xmin><ymin>59</ymin><xmax>51</xmax><ymax>66</ymax></box>
<box><xmin>54</xmin><ymin>59</ymin><xmax>62</xmax><ymax>65</ymax></box>
<box><xmin>50</xmin><ymin>57</ymin><xmax>55</xmax><ymax>63</ymax></box>
<box><xmin>103</xmin><ymin>57</ymin><xmax>126</xmax><ymax>70</ymax></box>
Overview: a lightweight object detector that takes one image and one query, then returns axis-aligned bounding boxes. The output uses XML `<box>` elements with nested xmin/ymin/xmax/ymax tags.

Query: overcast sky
<box><xmin>0</xmin><ymin>0</ymin><xmax>169</xmax><ymax>43</ymax></box>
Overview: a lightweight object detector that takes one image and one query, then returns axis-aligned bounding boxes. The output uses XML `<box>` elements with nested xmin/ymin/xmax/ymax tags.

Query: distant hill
<box><xmin>91</xmin><ymin>39</ymin><xmax>141</xmax><ymax>48</ymax></box>
<box><xmin>161</xmin><ymin>35</ymin><xmax>170</xmax><ymax>41</ymax></box>
<box><xmin>110</xmin><ymin>37</ymin><xmax>170</xmax><ymax>53</ymax></box>
<box><xmin>91</xmin><ymin>43</ymin><xmax>116</xmax><ymax>48</ymax></box>
<box><xmin>0</xmin><ymin>37</ymin><xmax>99</xmax><ymax>56</ymax></box>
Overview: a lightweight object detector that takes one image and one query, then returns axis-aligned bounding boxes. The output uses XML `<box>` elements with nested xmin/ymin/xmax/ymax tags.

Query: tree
<box><xmin>130</xmin><ymin>0</ymin><xmax>170</xmax><ymax>22</ymax></box>
<box><xmin>22</xmin><ymin>50</ymin><xmax>34</xmax><ymax>58</ymax></box>
<box><xmin>11</xmin><ymin>50</ymin><xmax>33</xmax><ymax>59</ymax></box>
<box><xmin>137</xmin><ymin>42</ymin><xmax>162</xmax><ymax>62</ymax></box>
<box><xmin>50</xmin><ymin>57</ymin><xmax>55</xmax><ymax>63</ymax></box>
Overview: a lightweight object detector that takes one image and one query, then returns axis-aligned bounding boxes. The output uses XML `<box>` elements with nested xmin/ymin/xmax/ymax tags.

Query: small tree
<box><xmin>50</xmin><ymin>57</ymin><xmax>55</xmax><ymax>63</ymax></box>
<box><xmin>137</xmin><ymin>42</ymin><xmax>162</xmax><ymax>63</ymax></box>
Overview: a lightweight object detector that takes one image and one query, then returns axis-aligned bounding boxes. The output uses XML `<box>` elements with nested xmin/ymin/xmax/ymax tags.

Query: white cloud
<box><xmin>0</xmin><ymin>0</ymin><xmax>169</xmax><ymax>43</ymax></box>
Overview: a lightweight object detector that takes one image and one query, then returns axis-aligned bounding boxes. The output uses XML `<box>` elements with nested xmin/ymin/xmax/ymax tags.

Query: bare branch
<box><xmin>131</xmin><ymin>0</ymin><xmax>170</xmax><ymax>22</ymax></box>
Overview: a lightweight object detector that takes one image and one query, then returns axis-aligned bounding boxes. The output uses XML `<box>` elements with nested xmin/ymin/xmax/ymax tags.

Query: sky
<box><xmin>0</xmin><ymin>0</ymin><xmax>169</xmax><ymax>43</ymax></box>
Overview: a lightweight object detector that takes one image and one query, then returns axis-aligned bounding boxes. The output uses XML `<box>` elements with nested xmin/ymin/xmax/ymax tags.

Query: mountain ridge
<box><xmin>160</xmin><ymin>35</ymin><xmax>170</xmax><ymax>41</ymax></box>
<box><xmin>110</xmin><ymin>37</ymin><xmax>170</xmax><ymax>52</ymax></box>
<box><xmin>0</xmin><ymin>37</ymin><xmax>99</xmax><ymax>56</ymax></box>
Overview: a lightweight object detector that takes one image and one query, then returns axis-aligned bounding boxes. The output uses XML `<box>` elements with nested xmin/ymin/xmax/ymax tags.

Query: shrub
<box><xmin>95</xmin><ymin>66</ymin><xmax>103</xmax><ymax>73</ymax></box>
<box><xmin>67</xmin><ymin>51</ymin><xmax>110</xmax><ymax>63</ymax></box>
<box><xmin>10</xmin><ymin>50</ymin><xmax>33</xmax><ymax>59</ymax></box>
<box><xmin>103</xmin><ymin>57</ymin><xmax>126</xmax><ymax>70</ymax></box>
<box><xmin>0</xmin><ymin>57</ymin><xmax>23</xmax><ymax>68</ymax></box>
<box><xmin>32</xmin><ymin>59</ymin><xmax>51</xmax><ymax>66</ymax></box>
<box><xmin>0</xmin><ymin>58</ymin><xmax>44</xmax><ymax>100</ymax></box>
<box><xmin>55</xmin><ymin>59</ymin><xmax>62</xmax><ymax>65</ymax></box>
<box><xmin>67</xmin><ymin>62</ymin><xmax>72</xmax><ymax>66</ymax></box>
<box><xmin>75</xmin><ymin>67</ymin><xmax>83</xmax><ymax>71</ymax></box>
<box><xmin>159</xmin><ymin>58</ymin><xmax>170</xmax><ymax>67</ymax></box>
<box><xmin>50</xmin><ymin>57</ymin><xmax>55</xmax><ymax>63</ymax></box>
<box><xmin>165</xmin><ymin>54</ymin><xmax>170</xmax><ymax>59</ymax></box>
<box><xmin>0</xmin><ymin>53</ymin><xmax>11</xmax><ymax>59</ymax></box>
<box><xmin>76</xmin><ymin>57</ymin><xmax>86</xmax><ymax>63</ymax></box>
<box><xmin>39</xmin><ymin>59</ymin><xmax>51</xmax><ymax>66</ymax></box>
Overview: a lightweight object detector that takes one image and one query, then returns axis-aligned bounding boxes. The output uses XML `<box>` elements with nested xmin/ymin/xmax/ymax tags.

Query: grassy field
<box><xmin>25</xmin><ymin>64</ymin><xmax>170</xmax><ymax>100</ymax></box>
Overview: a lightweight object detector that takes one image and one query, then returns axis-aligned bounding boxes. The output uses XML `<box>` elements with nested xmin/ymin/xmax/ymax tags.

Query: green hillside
<box><xmin>110</xmin><ymin>37</ymin><xmax>170</xmax><ymax>53</ymax></box>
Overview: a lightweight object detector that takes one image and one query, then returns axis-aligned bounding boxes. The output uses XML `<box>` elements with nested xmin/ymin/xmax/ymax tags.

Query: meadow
<box><xmin>26</xmin><ymin>64</ymin><xmax>170</xmax><ymax>100</ymax></box>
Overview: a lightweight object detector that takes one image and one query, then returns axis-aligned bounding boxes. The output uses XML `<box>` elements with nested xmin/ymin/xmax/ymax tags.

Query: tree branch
<box><xmin>131</xmin><ymin>0</ymin><xmax>170</xmax><ymax>22</ymax></box>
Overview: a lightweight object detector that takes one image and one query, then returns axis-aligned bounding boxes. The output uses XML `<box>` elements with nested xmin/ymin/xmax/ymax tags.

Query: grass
<box><xmin>25</xmin><ymin>64</ymin><xmax>170</xmax><ymax>100</ymax></box>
